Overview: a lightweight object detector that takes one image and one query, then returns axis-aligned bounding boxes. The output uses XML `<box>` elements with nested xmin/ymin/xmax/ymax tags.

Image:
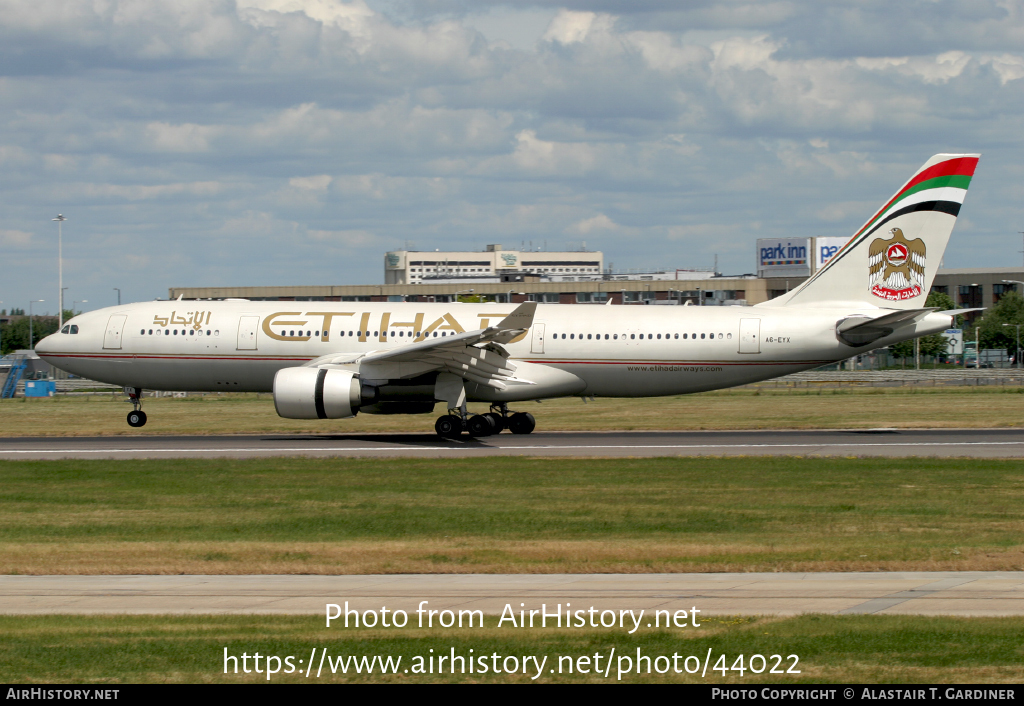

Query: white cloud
<box><xmin>0</xmin><ymin>229</ymin><xmax>33</xmax><ymax>248</ymax></box>
<box><xmin>237</xmin><ymin>0</ymin><xmax>374</xmax><ymax>34</ymax></box>
<box><xmin>0</xmin><ymin>1</ymin><xmax>1023</xmax><ymax>306</ymax></box>
<box><xmin>144</xmin><ymin>122</ymin><xmax>214</xmax><ymax>153</ymax></box>
<box><xmin>566</xmin><ymin>213</ymin><xmax>618</xmax><ymax>235</ymax></box>
<box><xmin>289</xmin><ymin>174</ymin><xmax>332</xmax><ymax>190</ymax></box>
<box><xmin>543</xmin><ymin>10</ymin><xmax>610</xmax><ymax>45</ymax></box>
<box><xmin>983</xmin><ymin>54</ymin><xmax>1024</xmax><ymax>84</ymax></box>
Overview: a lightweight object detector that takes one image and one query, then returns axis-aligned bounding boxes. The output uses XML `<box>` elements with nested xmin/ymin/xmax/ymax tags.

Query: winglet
<box><xmin>496</xmin><ymin>301</ymin><xmax>537</xmax><ymax>331</ymax></box>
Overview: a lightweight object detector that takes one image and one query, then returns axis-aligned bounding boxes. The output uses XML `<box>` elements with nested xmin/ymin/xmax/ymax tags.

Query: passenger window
<box><xmin>718</xmin><ymin>333</ymin><xmax>723</xmax><ymax>339</ymax></box>
<box><xmin>674</xmin><ymin>333</ymin><xmax>678</xmax><ymax>339</ymax></box>
<box><xmin>613</xmin><ymin>334</ymin><xmax>618</xmax><ymax>340</ymax></box>
<box><xmin>630</xmin><ymin>334</ymin><xmax>635</xmax><ymax>340</ymax></box>
<box><xmin>140</xmin><ymin>329</ymin><xmax>145</xmax><ymax>335</ymax></box>
<box><xmin>683</xmin><ymin>333</ymin><xmax>688</xmax><ymax>339</ymax></box>
<box><xmin>657</xmin><ymin>334</ymin><xmax>661</xmax><ymax>339</ymax></box>
<box><xmin>728</xmin><ymin>333</ymin><xmax>733</xmax><ymax>339</ymax></box>
<box><xmin>390</xmin><ymin>331</ymin><xmax>395</xmax><ymax>337</ymax></box>
<box><xmin>61</xmin><ymin>326</ymin><xmax>70</xmax><ymax>334</ymax></box>
<box><xmin>174</xmin><ymin>330</ymin><xmax>178</xmax><ymax>336</ymax></box>
<box><xmin>570</xmin><ymin>334</ymin><xmax>575</xmax><ymax>339</ymax></box>
<box><xmin>587</xmin><ymin>334</ymin><xmax>592</xmax><ymax>340</ymax></box>
<box><xmin>701</xmin><ymin>333</ymin><xmax>705</xmax><ymax>339</ymax></box>
<box><xmin>206</xmin><ymin>330</ymin><xmax>211</xmax><ymax>336</ymax></box>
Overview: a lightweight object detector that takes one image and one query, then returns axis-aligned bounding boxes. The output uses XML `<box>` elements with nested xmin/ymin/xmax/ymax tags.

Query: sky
<box><xmin>2</xmin><ymin>0</ymin><xmax>1023</xmax><ymax>313</ymax></box>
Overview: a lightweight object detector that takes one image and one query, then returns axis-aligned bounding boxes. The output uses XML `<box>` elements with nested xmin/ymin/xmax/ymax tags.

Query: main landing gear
<box><xmin>125</xmin><ymin>387</ymin><xmax>147</xmax><ymax>428</ymax></box>
<box><xmin>434</xmin><ymin>402</ymin><xmax>535</xmax><ymax>439</ymax></box>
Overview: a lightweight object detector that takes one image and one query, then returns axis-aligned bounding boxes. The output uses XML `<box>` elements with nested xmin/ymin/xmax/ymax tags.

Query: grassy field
<box><xmin>2</xmin><ymin>456</ymin><xmax>1024</xmax><ymax>574</ymax></box>
<box><xmin>3</xmin><ymin>614</ymin><xmax>1024</xmax><ymax>683</ymax></box>
<box><xmin>1</xmin><ymin>385</ymin><xmax>1023</xmax><ymax>436</ymax></box>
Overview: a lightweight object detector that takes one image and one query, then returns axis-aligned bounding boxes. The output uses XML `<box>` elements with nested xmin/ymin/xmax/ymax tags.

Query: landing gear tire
<box><xmin>508</xmin><ymin>412</ymin><xmax>536</xmax><ymax>435</ymax></box>
<box><xmin>483</xmin><ymin>412</ymin><xmax>505</xmax><ymax>433</ymax></box>
<box><xmin>468</xmin><ymin>414</ymin><xmax>497</xmax><ymax>437</ymax></box>
<box><xmin>435</xmin><ymin>415</ymin><xmax>463</xmax><ymax>439</ymax></box>
<box><xmin>127</xmin><ymin>410</ymin><xmax>147</xmax><ymax>428</ymax></box>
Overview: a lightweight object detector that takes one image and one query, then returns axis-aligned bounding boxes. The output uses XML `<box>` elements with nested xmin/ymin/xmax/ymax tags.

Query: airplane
<box><xmin>35</xmin><ymin>153</ymin><xmax>979</xmax><ymax>437</ymax></box>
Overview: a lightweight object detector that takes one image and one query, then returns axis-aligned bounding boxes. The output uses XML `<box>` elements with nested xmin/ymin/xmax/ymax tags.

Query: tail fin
<box><xmin>764</xmin><ymin>154</ymin><xmax>979</xmax><ymax>309</ymax></box>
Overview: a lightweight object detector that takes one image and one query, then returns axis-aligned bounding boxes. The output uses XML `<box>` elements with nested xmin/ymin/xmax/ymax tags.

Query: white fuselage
<box><xmin>35</xmin><ymin>300</ymin><xmax>952</xmax><ymax>399</ymax></box>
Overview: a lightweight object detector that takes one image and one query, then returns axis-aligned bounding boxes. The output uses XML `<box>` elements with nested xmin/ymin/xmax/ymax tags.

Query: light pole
<box><xmin>113</xmin><ymin>288</ymin><xmax>121</xmax><ymax>306</ymax></box>
<box><xmin>72</xmin><ymin>300</ymin><xmax>87</xmax><ymax>315</ymax></box>
<box><xmin>454</xmin><ymin>288</ymin><xmax>474</xmax><ymax>303</ymax></box>
<box><xmin>1003</xmin><ymin>323</ymin><xmax>1021</xmax><ymax>369</ymax></box>
<box><xmin>29</xmin><ymin>300</ymin><xmax>44</xmax><ymax>349</ymax></box>
<box><xmin>1001</xmin><ymin>279</ymin><xmax>1024</xmax><ymax>294</ymax></box>
<box><xmin>53</xmin><ymin>215</ymin><xmax>66</xmax><ymax>328</ymax></box>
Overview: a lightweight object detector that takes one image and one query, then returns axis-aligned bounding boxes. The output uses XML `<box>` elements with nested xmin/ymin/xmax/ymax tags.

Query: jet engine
<box><xmin>273</xmin><ymin>367</ymin><xmax>361</xmax><ymax>419</ymax></box>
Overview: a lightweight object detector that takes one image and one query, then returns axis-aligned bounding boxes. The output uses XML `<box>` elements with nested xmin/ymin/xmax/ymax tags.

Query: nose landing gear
<box><xmin>125</xmin><ymin>387</ymin><xmax>147</xmax><ymax>427</ymax></box>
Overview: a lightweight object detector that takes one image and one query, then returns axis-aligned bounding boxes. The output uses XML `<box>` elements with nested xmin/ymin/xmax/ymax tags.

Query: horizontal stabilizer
<box><xmin>937</xmin><ymin>308</ymin><xmax>984</xmax><ymax>316</ymax></box>
<box><xmin>836</xmin><ymin>308</ymin><xmax>941</xmax><ymax>346</ymax></box>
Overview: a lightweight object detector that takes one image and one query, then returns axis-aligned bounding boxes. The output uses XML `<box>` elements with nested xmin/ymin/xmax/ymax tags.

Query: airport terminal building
<box><xmin>169</xmin><ymin>242</ymin><xmax>1024</xmax><ymax>312</ymax></box>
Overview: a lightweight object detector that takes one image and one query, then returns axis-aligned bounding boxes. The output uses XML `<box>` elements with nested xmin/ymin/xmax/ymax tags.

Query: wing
<box><xmin>306</xmin><ymin>302</ymin><xmax>537</xmax><ymax>391</ymax></box>
<box><xmin>868</xmin><ymin>237</ymin><xmax>887</xmax><ymax>279</ymax></box>
<box><xmin>907</xmin><ymin>237</ymin><xmax>927</xmax><ymax>281</ymax></box>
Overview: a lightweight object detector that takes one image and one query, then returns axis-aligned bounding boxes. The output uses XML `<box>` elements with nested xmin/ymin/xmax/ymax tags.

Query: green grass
<box><xmin>2</xmin><ymin>457</ymin><xmax>1024</xmax><ymax>574</ymax></box>
<box><xmin>2</xmin><ymin>614</ymin><xmax>1024</xmax><ymax>683</ymax></box>
<box><xmin>2</xmin><ymin>385</ymin><xmax>1024</xmax><ymax>436</ymax></box>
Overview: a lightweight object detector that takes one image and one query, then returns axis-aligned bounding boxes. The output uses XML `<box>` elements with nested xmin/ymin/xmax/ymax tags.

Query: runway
<box><xmin>0</xmin><ymin>428</ymin><xmax>1022</xmax><ymax>459</ymax></box>
<box><xmin>4</xmin><ymin>572</ymin><xmax>1024</xmax><ymax>616</ymax></box>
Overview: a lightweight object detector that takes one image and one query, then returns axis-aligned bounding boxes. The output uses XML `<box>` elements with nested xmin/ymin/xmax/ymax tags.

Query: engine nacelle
<box><xmin>273</xmin><ymin>367</ymin><xmax>360</xmax><ymax>419</ymax></box>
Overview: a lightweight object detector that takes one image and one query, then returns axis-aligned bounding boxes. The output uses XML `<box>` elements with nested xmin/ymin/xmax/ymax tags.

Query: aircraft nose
<box><xmin>35</xmin><ymin>332</ymin><xmax>57</xmax><ymax>355</ymax></box>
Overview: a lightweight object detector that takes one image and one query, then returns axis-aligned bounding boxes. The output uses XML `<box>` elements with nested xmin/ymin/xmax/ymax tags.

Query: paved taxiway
<box><xmin>0</xmin><ymin>428</ymin><xmax>1022</xmax><ymax>459</ymax></box>
<box><xmin>4</xmin><ymin>573</ymin><xmax>1024</xmax><ymax>616</ymax></box>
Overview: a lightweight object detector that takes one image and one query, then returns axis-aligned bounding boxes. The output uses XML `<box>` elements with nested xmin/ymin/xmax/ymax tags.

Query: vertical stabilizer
<box><xmin>763</xmin><ymin>154</ymin><xmax>979</xmax><ymax>309</ymax></box>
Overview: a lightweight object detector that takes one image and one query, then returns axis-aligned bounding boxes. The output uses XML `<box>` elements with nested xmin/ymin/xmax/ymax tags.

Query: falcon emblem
<box><xmin>868</xmin><ymin>227</ymin><xmax>926</xmax><ymax>301</ymax></box>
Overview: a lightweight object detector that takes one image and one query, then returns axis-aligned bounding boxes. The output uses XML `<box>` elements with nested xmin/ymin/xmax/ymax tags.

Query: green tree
<box><xmin>889</xmin><ymin>339</ymin><xmax>914</xmax><ymax>364</ymax></box>
<box><xmin>0</xmin><ymin>316</ymin><xmax>60</xmax><ymax>355</ymax></box>
<box><xmin>975</xmin><ymin>291</ymin><xmax>1024</xmax><ymax>356</ymax></box>
<box><xmin>887</xmin><ymin>291</ymin><xmax>961</xmax><ymax>365</ymax></box>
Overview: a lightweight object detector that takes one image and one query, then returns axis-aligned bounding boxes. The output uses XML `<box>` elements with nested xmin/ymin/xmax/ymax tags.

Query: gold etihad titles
<box><xmin>250</xmin><ymin>311</ymin><xmax>528</xmax><ymax>344</ymax></box>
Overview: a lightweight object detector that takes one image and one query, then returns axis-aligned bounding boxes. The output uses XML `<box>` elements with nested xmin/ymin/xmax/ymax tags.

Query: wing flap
<box><xmin>305</xmin><ymin>301</ymin><xmax>537</xmax><ymax>388</ymax></box>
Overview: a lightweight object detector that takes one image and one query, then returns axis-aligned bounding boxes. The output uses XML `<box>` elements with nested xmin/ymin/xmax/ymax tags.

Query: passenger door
<box><xmin>103</xmin><ymin>315</ymin><xmax>127</xmax><ymax>350</ymax></box>
<box><xmin>739</xmin><ymin>318</ymin><xmax>761</xmax><ymax>354</ymax></box>
<box><xmin>531</xmin><ymin>323</ymin><xmax>546</xmax><ymax>354</ymax></box>
<box><xmin>236</xmin><ymin>316</ymin><xmax>259</xmax><ymax>351</ymax></box>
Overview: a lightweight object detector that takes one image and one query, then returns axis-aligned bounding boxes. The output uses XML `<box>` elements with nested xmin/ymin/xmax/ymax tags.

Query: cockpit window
<box><xmin>61</xmin><ymin>325</ymin><xmax>70</xmax><ymax>334</ymax></box>
<box><xmin>70</xmin><ymin>325</ymin><xmax>79</xmax><ymax>334</ymax></box>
